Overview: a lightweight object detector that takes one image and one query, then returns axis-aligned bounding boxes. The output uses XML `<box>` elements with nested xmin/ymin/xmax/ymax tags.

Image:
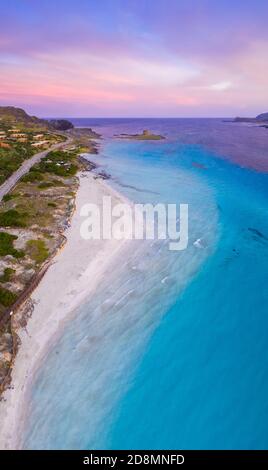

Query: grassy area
<box><xmin>26</xmin><ymin>239</ymin><xmax>49</xmax><ymax>264</ymax></box>
<box><xmin>21</xmin><ymin>170</ymin><xmax>44</xmax><ymax>183</ymax></box>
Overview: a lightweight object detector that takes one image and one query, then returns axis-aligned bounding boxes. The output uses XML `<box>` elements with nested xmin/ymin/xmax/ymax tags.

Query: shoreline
<box><xmin>0</xmin><ymin>172</ymin><xmax>131</xmax><ymax>450</ymax></box>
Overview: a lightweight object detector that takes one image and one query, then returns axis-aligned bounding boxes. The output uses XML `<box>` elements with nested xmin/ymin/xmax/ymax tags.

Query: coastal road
<box><xmin>0</xmin><ymin>138</ymin><xmax>72</xmax><ymax>202</ymax></box>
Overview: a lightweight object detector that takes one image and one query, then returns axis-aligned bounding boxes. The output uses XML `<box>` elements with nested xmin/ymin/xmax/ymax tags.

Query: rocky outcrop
<box><xmin>0</xmin><ymin>332</ymin><xmax>13</xmax><ymax>386</ymax></box>
<box><xmin>234</xmin><ymin>112</ymin><xmax>268</xmax><ymax>124</ymax></box>
<box><xmin>48</xmin><ymin>119</ymin><xmax>74</xmax><ymax>131</ymax></box>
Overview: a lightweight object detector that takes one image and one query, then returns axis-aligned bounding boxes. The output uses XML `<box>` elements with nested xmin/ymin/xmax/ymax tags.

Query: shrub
<box><xmin>2</xmin><ymin>193</ymin><xmax>17</xmax><ymax>202</ymax></box>
<box><xmin>0</xmin><ymin>209</ymin><xmax>27</xmax><ymax>228</ymax></box>
<box><xmin>0</xmin><ymin>286</ymin><xmax>17</xmax><ymax>307</ymax></box>
<box><xmin>0</xmin><ymin>231</ymin><xmax>25</xmax><ymax>258</ymax></box>
<box><xmin>0</xmin><ymin>268</ymin><xmax>15</xmax><ymax>283</ymax></box>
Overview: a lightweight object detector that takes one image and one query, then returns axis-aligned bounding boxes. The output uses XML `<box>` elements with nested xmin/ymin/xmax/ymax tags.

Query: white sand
<box><xmin>0</xmin><ymin>173</ymin><xmax>130</xmax><ymax>449</ymax></box>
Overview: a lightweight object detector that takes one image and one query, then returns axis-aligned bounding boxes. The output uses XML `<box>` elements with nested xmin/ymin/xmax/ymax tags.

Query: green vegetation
<box><xmin>0</xmin><ymin>268</ymin><xmax>15</xmax><ymax>283</ymax></box>
<box><xmin>0</xmin><ymin>106</ymin><xmax>70</xmax><ymax>185</ymax></box>
<box><xmin>38</xmin><ymin>182</ymin><xmax>54</xmax><ymax>189</ymax></box>
<box><xmin>26</xmin><ymin>239</ymin><xmax>49</xmax><ymax>264</ymax></box>
<box><xmin>38</xmin><ymin>179</ymin><xmax>66</xmax><ymax>189</ymax></box>
<box><xmin>0</xmin><ymin>286</ymin><xmax>17</xmax><ymax>307</ymax></box>
<box><xmin>0</xmin><ymin>232</ymin><xmax>25</xmax><ymax>258</ymax></box>
<box><xmin>2</xmin><ymin>194</ymin><xmax>18</xmax><ymax>202</ymax></box>
<box><xmin>19</xmin><ymin>151</ymin><xmax>78</xmax><ymax>188</ymax></box>
<box><xmin>0</xmin><ymin>209</ymin><xmax>27</xmax><ymax>228</ymax></box>
<box><xmin>0</xmin><ymin>144</ymin><xmax>35</xmax><ymax>185</ymax></box>
<box><xmin>134</xmin><ymin>134</ymin><xmax>164</xmax><ymax>140</ymax></box>
<box><xmin>21</xmin><ymin>170</ymin><xmax>44</xmax><ymax>183</ymax></box>
<box><xmin>38</xmin><ymin>150</ymin><xmax>78</xmax><ymax>177</ymax></box>
<box><xmin>0</xmin><ymin>150</ymin><xmax>80</xmax><ymax>231</ymax></box>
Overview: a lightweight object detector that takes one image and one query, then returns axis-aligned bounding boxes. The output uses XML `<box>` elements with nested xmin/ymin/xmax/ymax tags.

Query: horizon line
<box><xmin>42</xmin><ymin>116</ymin><xmax>235</xmax><ymax>120</ymax></box>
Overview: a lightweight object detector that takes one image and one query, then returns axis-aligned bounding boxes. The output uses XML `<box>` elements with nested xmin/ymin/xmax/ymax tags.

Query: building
<box><xmin>33</xmin><ymin>134</ymin><xmax>44</xmax><ymax>140</ymax></box>
<box><xmin>9</xmin><ymin>133</ymin><xmax>26</xmax><ymax>138</ymax></box>
<box><xmin>31</xmin><ymin>140</ymin><xmax>49</xmax><ymax>147</ymax></box>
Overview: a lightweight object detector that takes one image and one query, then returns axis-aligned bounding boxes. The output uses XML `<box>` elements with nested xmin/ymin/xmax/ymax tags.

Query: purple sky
<box><xmin>1</xmin><ymin>0</ymin><xmax>267</xmax><ymax>117</ymax></box>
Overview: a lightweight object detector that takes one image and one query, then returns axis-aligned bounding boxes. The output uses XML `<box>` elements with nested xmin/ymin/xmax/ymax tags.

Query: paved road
<box><xmin>0</xmin><ymin>138</ymin><xmax>72</xmax><ymax>202</ymax></box>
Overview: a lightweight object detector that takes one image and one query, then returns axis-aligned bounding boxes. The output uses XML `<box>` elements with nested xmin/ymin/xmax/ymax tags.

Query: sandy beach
<box><xmin>0</xmin><ymin>172</ymin><xmax>130</xmax><ymax>450</ymax></box>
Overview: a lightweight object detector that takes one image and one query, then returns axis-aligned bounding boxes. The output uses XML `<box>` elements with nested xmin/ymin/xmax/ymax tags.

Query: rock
<box><xmin>0</xmin><ymin>351</ymin><xmax>12</xmax><ymax>363</ymax></box>
<box><xmin>0</xmin><ymin>333</ymin><xmax>13</xmax><ymax>352</ymax></box>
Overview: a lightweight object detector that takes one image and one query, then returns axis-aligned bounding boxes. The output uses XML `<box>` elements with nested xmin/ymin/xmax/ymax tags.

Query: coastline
<box><xmin>0</xmin><ymin>172</ymin><xmax>131</xmax><ymax>450</ymax></box>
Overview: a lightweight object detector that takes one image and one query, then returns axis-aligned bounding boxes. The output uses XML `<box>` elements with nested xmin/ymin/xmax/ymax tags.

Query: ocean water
<box><xmin>23</xmin><ymin>119</ymin><xmax>268</xmax><ymax>449</ymax></box>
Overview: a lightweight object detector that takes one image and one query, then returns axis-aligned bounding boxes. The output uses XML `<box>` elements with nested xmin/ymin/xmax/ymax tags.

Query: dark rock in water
<box><xmin>248</xmin><ymin>227</ymin><xmax>268</xmax><ymax>241</ymax></box>
<box><xmin>192</xmin><ymin>161</ymin><xmax>206</xmax><ymax>169</ymax></box>
<box><xmin>94</xmin><ymin>170</ymin><xmax>111</xmax><ymax>180</ymax></box>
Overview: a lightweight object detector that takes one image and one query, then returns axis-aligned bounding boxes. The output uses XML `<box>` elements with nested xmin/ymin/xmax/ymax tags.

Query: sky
<box><xmin>0</xmin><ymin>0</ymin><xmax>268</xmax><ymax>117</ymax></box>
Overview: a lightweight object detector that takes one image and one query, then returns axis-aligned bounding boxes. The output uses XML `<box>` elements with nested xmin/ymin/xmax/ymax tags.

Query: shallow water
<box><xmin>23</xmin><ymin>119</ymin><xmax>268</xmax><ymax>449</ymax></box>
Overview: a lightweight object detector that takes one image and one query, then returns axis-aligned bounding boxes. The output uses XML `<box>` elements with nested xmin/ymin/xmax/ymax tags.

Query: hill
<box><xmin>0</xmin><ymin>106</ymin><xmax>74</xmax><ymax>131</ymax></box>
<box><xmin>0</xmin><ymin>106</ymin><xmax>49</xmax><ymax>129</ymax></box>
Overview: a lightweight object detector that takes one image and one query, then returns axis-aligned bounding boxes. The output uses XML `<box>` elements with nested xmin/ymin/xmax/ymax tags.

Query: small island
<box><xmin>115</xmin><ymin>129</ymin><xmax>165</xmax><ymax>140</ymax></box>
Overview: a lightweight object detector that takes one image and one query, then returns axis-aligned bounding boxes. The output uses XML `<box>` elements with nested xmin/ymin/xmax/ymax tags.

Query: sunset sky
<box><xmin>1</xmin><ymin>0</ymin><xmax>267</xmax><ymax>117</ymax></box>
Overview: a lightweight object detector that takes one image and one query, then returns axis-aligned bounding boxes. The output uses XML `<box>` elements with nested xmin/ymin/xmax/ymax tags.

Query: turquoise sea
<box><xmin>23</xmin><ymin>119</ymin><xmax>268</xmax><ymax>449</ymax></box>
